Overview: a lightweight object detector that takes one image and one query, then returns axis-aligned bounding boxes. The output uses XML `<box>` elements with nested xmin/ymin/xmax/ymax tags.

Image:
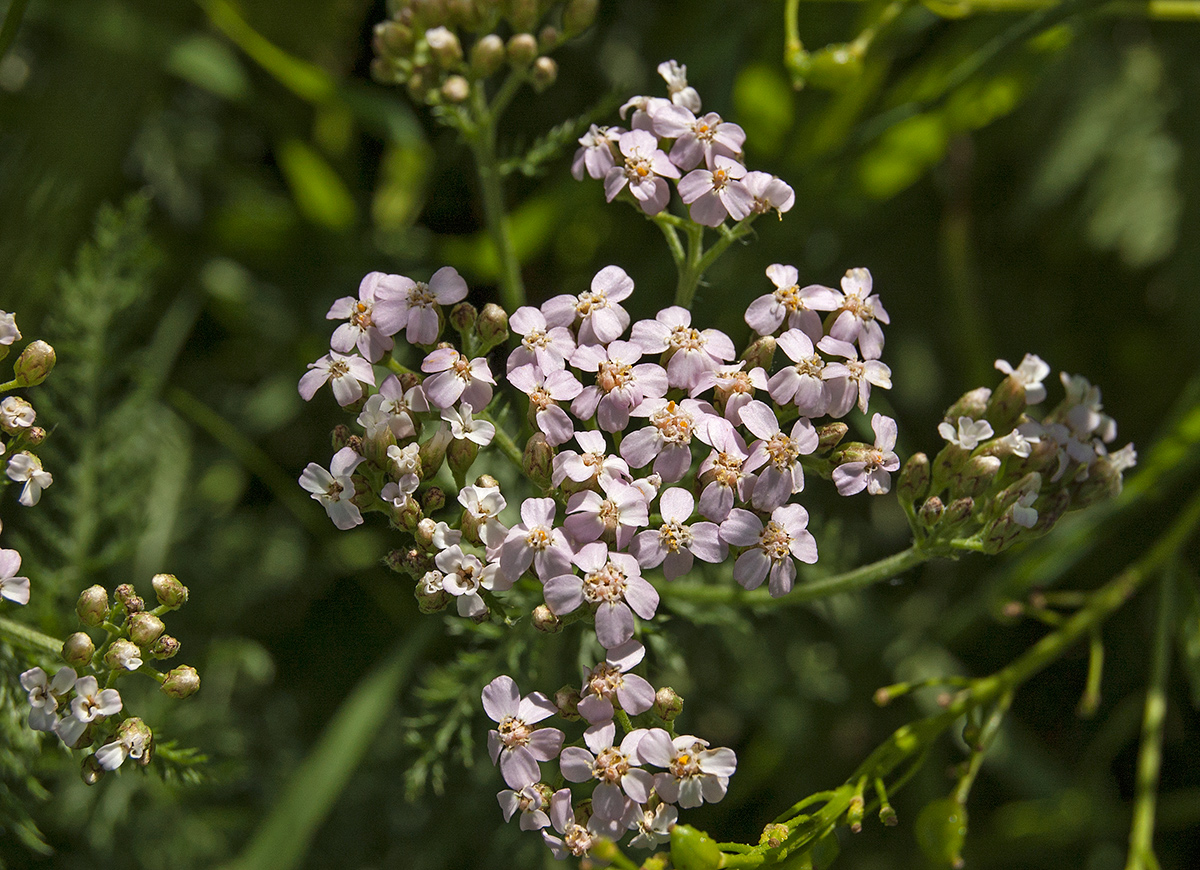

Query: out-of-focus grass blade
<box><xmin>222</xmin><ymin>622</ymin><xmax>437</xmax><ymax>870</ymax></box>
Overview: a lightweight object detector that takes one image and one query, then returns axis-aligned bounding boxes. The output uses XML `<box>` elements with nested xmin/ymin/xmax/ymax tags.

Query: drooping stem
<box><xmin>1125</xmin><ymin>568</ymin><xmax>1176</xmax><ymax>870</ymax></box>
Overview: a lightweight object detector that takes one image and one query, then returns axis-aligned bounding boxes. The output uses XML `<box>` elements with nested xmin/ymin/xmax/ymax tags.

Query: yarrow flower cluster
<box><xmin>573</xmin><ymin>61</ymin><xmax>795</xmax><ymax>224</ymax></box>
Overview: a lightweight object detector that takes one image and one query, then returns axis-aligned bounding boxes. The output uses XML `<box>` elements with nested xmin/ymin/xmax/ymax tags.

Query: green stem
<box><xmin>656</xmin><ymin>545</ymin><xmax>928</xmax><ymax>608</ymax></box>
<box><xmin>793</xmin><ymin>0</ymin><xmax>1200</xmax><ymax>20</ymax></box>
<box><xmin>673</xmin><ymin>217</ymin><xmax>759</xmax><ymax>310</ymax></box>
<box><xmin>652</xmin><ymin>213</ymin><xmax>687</xmax><ymax>270</ymax></box>
<box><xmin>0</xmin><ymin>614</ymin><xmax>61</xmax><ymax>657</ymax></box>
<box><xmin>476</xmin><ymin>408</ymin><xmax>524</xmax><ymax>473</ymax></box>
<box><xmin>1125</xmin><ymin>568</ymin><xmax>1176</xmax><ymax>870</ymax></box>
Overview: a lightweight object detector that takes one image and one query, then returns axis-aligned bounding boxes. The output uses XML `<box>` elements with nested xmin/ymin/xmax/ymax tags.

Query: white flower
<box><xmin>19</xmin><ymin>666</ymin><xmax>76</xmax><ymax>732</ymax></box>
<box><xmin>441</xmin><ymin>404</ymin><xmax>495</xmax><ymax>446</ymax></box>
<box><xmin>938</xmin><ymin>416</ymin><xmax>994</xmax><ymax>450</ymax></box>
<box><xmin>657</xmin><ymin>59</ymin><xmax>701</xmax><ymax>112</ymax></box>
<box><xmin>482</xmin><ymin>675</ymin><xmax>564</xmax><ymax>790</ymax></box>
<box><xmin>298</xmin><ymin>351</ymin><xmax>376</xmax><ymax>406</ymax></box>
<box><xmin>6</xmin><ymin>451</ymin><xmax>52</xmax><ymax>506</ymax></box>
<box><xmin>0</xmin><ymin>311</ymin><xmax>20</xmax><ymax>345</ymax></box>
<box><xmin>56</xmin><ymin>676</ymin><xmax>122</xmax><ymax>746</ymax></box>
<box><xmin>436</xmin><ymin>545</ymin><xmax>507</xmax><ymax>618</ymax></box>
<box><xmin>995</xmin><ymin>353</ymin><xmax>1051</xmax><ymax>404</ymax></box>
<box><xmin>298</xmin><ymin>447</ymin><xmax>364</xmax><ymax>530</ymax></box>
<box><xmin>636</xmin><ymin>728</ymin><xmax>738</xmax><ymax>808</ymax></box>
<box><xmin>0</xmin><ymin>396</ymin><xmax>35</xmax><ymax>430</ymax></box>
<box><xmin>0</xmin><ymin>547</ymin><xmax>30</xmax><ymax>605</ymax></box>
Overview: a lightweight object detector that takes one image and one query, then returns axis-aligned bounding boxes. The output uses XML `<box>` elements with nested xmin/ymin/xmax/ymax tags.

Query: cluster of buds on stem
<box><xmin>898</xmin><ymin>354</ymin><xmax>1136</xmax><ymax>554</ymax></box>
<box><xmin>369</xmin><ymin>0</ymin><xmax>597</xmax><ymax>104</ymax></box>
<box><xmin>18</xmin><ymin>573</ymin><xmax>200</xmax><ymax>783</ymax></box>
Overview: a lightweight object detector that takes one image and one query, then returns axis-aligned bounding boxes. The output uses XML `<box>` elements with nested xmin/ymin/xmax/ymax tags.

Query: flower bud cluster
<box><xmin>481</xmin><ymin>652</ymin><xmax>736</xmax><ymax>858</ymax></box>
<box><xmin>572</xmin><ymin>60</ymin><xmax>796</xmax><ymax>224</ymax></box>
<box><xmin>18</xmin><ymin>575</ymin><xmax>200</xmax><ymax>783</ymax></box>
<box><xmin>369</xmin><ymin>0</ymin><xmax>592</xmax><ymax>105</ymax></box>
<box><xmin>0</xmin><ymin>310</ymin><xmax>56</xmax><ymax>611</ymax></box>
<box><xmin>901</xmin><ymin>354</ymin><xmax>1136</xmax><ymax>553</ymax></box>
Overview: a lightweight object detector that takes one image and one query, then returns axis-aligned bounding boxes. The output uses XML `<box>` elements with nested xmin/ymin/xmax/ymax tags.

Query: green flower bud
<box><xmin>654</xmin><ymin>686</ymin><xmax>684</xmax><ymax>722</ymax></box>
<box><xmin>897</xmin><ymin>452</ymin><xmax>930</xmax><ymax>505</ymax></box>
<box><xmin>128</xmin><ymin>612</ymin><xmax>165</xmax><ymax>646</ymax></box>
<box><xmin>956</xmin><ymin>455</ymin><xmax>1001</xmax><ymax>499</ymax></box>
<box><xmin>62</xmin><ymin>632</ymin><xmax>96</xmax><ymax>668</ymax></box>
<box><xmin>13</xmin><ymin>340</ymin><xmax>56</xmax><ymax>387</ymax></box>
<box><xmin>919</xmin><ymin>496</ymin><xmax>944</xmax><ymax>528</ymax></box>
<box><xmin>449</xmin><ymin>301</ymin><xmax>478</xmax><ymax>335</ymax></box>
<box><xmin>508</xmin><ymin>0</ymin><xmax>539</xmax><ymax>31</ymax></box>
<box><xmin>441</xmin><ymin>74</ymin><xmax>470</xmax><ymax>102</ymax></box>
<box><xmin>161</xmin><ymin>665</ymin><xmax>201</xmax><ymax>699</ymax></box>
<box><xmin>562</xmin><ymin>0</ymin><xmax>598</xmax><ymax>35</ymax></box>
<box><xmin>151</xmin><ymin>634</ymin><xmax>181</xmax><ymax>660</ymax></box>
<box><xmin>77</xmin><ymin>585</ymin><xmax>110</xmax><ymax>627</ymax></box>
<box><xmin>475</xmin><ymin>303</ymin><xmax>509</xmax><ymax>353</ymax></box>
<box><xmin>420</xmin><ymin>425</ymin><xmax>452</xmax><ymax>477</ymax></box>
<box><xmin>800</xmin><ymin>44</ymin><xmax>864</xmax><ymax>91</ymax></box>
<box><xmin>421</xmin><ymin>485</ymin><xmax>446</xmax><ymax>513</ymax></box>
<box><xmin>470</xmin><ymin>33</ymin><xmax>505</xmax><ymax>76</ymax></box>
<box><xmin>506</xmin><ymin>33</ymin><xmax>538</xmax><ymax>68</ymax></box>
<box><xmin>671</xmin><ymin>825</ymin><xmax>723</xmax><ymax>870</ymax></box>
<box><xmin>151</xmin><ymin>573</ymin><xmax>188</xmax><ymax>609</ymax></box>
<box><xmin>741</xmin><ymin>334</ymin><xmax>776</xmax><ymax>370</ymax></box>
<box><xmin>114</xmin><ymin>583</ymin><xmax>144</xmax><ymax>614</ymax></box>
<box><xmin>104</xmin><ymin>639</ymin><xmax>143</xmax><ymax>671</ymax></box>
<box><xmin>531</xmin><ymin>56</ymin><xmax>557</xmax><ymax>92</ymax></box>
<box><xmin>349</xmin><ymin>473</ymin><xmax>376</xmax><ymax>511</ymax></box>
<box><xmin>81</xmin><ymin>754</ymin><xmax>104</xmax><ymax>786</ymax></box>
<box><xmin>946</xmin><ymin>387</ymin><xmax>992</xmax><ymax>421</ymax></box>
<box><xmin>532</xmin><ymin>604</ymin><xmax>561</xmax><ymax>633</ymax></box>
<box><xmin>331</xmin><ymin>424</ymin><xmax>353</xmax><ymax>450</ymax></box>
<box><xmin>986</xmin><ymin>374</ymin><xmax>1027</xmax><ymax>434</ymax></box>
<box><xmin>447</xmin><ymin>437</ymin><xmax>479</xmax><ymax>478</ymax></box>
<box><xmin>537</xmin><ymin>26</ymin><xmax>559</xmax><ymax>51</ymax></box>
<box><xmin>396</xmin><ymin>494</ymin><xmax>423</xmax><ymax>530</ymax></box>
<box><xmin>522</xmin><ymin>433</ymin><xmax>554</xmax><ymax>489</ymax></box>
<box><xmin>815</xmin><ymin>422</ymin><xmax>849</xmax><ymax>454</ymax></box>
<box><xmin>25</xmin><ymin>426</ymin><xmax>46</xmax><ymax>446</ymax></box>
<box><xmin>425</xmin><ymin>26</ymin><xmax>462</xmax><ymax>67</ymax></box>
<box><xmin>943</xmin><ymin>496</ymin><xmax>975</xmax><ymax>528</ymax></box>
<box><xmin>554</xmin><ymin>685</ymin><xmax>582</xmax><ymax>719</ymax></box>
<box><xmin>475</xmin><ymin>473</ymin><xmax>499</xmax><ymax>489</ymax></box>
<box><xmin>374</xmin><ymin>20</ymin><xmax>414</xmax><ymax>57</ymax></box>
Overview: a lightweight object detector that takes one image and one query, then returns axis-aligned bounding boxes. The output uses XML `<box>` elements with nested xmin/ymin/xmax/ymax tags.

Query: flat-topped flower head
<box><xmin>299</xmin><ymin>446</ymin><xmax>364</xmax><ymax>530</ymax></box>
<box><xmin>829</xmin><ymin>267</ymin><xmax>890</xmax><ymax>359</ymax></box>
<box><xmin>377</xmin><ymin>265</ymin><xmax>468</xmax><ymax>346</ymax></box>
<box><xmin>636</xmin><ymin>728</ymin><xmax>738</xmax><ymax>808</ymax></box>
<box><xmin>720</xmin><ymin>504</ymin><xmax>818</xmax><ymax>597</ymax></box>
<box><xmin>482</xmin><ymin>675</ymin><xmax>564</xmax><ymax>790</ymax></box>
<box><xmin>748</xmin><ymin>264</ymin><xmax>844</xmax><ymax>341</ymax></box>
<box><xmin>298</xmin><ymin>351</ymin><xmax>375</xmax><ymax>406</ymax></box>
<box><xmin>604</xmin><ymin>130</ymin><xmax>680</xmax><ymax>216</ymax></box>
<box><xmin>630</xmin><ymin>487</ymin><xmax>726</xmax><ymax>581</ymax></box>
<box><xmin>578</xmin><ymin>640</ymin><xmax>656</xmax><ymax>724</ymax></box>
<box><xmin>421</xmin><ymin>348</ymin><xmax>495</xmax><ymax>410</ymax></box>
<box><xmin>544</xmin><ymin>265</ymin><xmax>635</xmax><ymax>347</ymax></box>
<box><xmin>572</xmin><ymin>124</ymin><xmax>623</xmax><ymax>181</ymax></box>
<box><xmin>543</xmin><ymin>543</ymin><xmax>658</xmax><ymax>649</ymax></box>
<box><xmin>0</xmin><ymin>548</ymin><xmax>30</xmax><ymax>605</ymax></box>
<box><xmin>995</xmin><ymin>354</ymin><xmax>1051</xmax><ymax>404</ymax></box>
<box><xmin>326</xmin><ymin>271</ymin><xmax>407</xmax><ymax>362</ymax></box>
<box><xmin>833</xmin><ymin>414</ymin><xmax>901</xmax><ymax>496</ymax></box>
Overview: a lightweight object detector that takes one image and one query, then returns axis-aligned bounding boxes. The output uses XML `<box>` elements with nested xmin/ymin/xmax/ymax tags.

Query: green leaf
<box><xmin>165</xmin><ymin>34</ymin><xmax>250</xmax><ymax>101</ymax></box>
<box><xmin>276</xmin><ymin>138</ymin><xmax>356</xmax><ymax>232</ymax></box>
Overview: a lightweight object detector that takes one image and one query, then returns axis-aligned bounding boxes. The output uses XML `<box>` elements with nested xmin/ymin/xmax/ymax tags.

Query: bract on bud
<box><xmin>77</xmin><ymin>585</ymin><xmax>110</xmax><ymax>626</ymax></box>
<box><xmin>816</xmin><ymin>422</ymin><xmax>849</xmax><ymax>454</ymax></box>
<box><xmin>81</xmin><ymin>754</ymin><xmax>104</xmax><ymax>786</ymax></box>
<box><xmin>470</xmin><ymin>33</ymin><xmax>505</xmax><ymax>76</ymax></box>
<box><xmin>946</xmin><ymin>387</ymin><xmax>992</xmax><ymax>421</ymax></box>
<box><xmin>349</xmin><ymin>474</ymin><xmax>376</xmax><ymax>511</ymax></box>
<box><xmin>13</xmin><ymin>340</ymin><xmax>56</xmax><ymax>387</ymax></box>
<box><xmin>506</xmin><ymin>33</ymin><xmax>538</xmax><ymax>68</ymax></box>
<box><xmin>415</xmin><ymin>518</ymin><xmax>437</xmax><ymax>548</ymax></box>
<box><xmin>114</xmin><ymin>583</ymin><xmax>144</xmax><ymax>614</ymax></box>
<box><xmin>421</xmin><ymin>485</ymin><xmax>446</xmax><ymax>513</ymax></box>
<box><xmin>62</xmin><ymin>632</ymin><xmax>96</xmax><ymax>667</ymax></box>
<box><xmin>151</xmin><ymin>634</ymin><xmax>181</xmax><ymax>660</ymax></box>
<box><xmin>654</xmin><ymin>686</ymin><xmax>684</xmax><ymax>722</ymax></box>
<box><xmin>151</xmin><ymin>573</ymin><xmax>188</xmax><ymax>609</ymax></box>
<box><xmin>161</xmin><ymin>665</ymin><xmax>201</xmax><ymax>699</ymax></box>
<box><xmin>124</xmin><ymin>610</ymin><xmax>168</xmax><ymax>651</ymax></box>
<box><xmin>563</xmin><ymin>0</ymin><xmax>598</xmax><ymax>34</ymax></box>
<box><xmin>449</xmin><ymin>301</ymin><xmax>478</xmax><ymax>335</ymax></box>
<box><xmin>741</xmin><ymin>334</ymin><xmax>776</xmax><ymax>371</ymax></box>
<box><xmin>522</xmin><ymin>433</ymin><xmax>554</xmax><ymax>488</ymax></box>
<box><xmin>898</xmin><ymin>452</ymin><xmax>930</xmax><ymax>505</ymax></box>
<box><xmin>104</xmin><ymin>639</ymin><xmax>143</xmax><ymax>672</ymax></box>
<box><xmin>447</xmin><ymin>437</ymin><xmax>479</xmax><ymax>478</ymax></box>
<box><xmin>532</xmin><ymin>604</ymin><xmax>562</xmax><ymax>633</ymax></box>
<box><xmin>531</xmin><ymin>56</ymin><xmax>557</xmax><ymax>92</ymax></box>
<box><xmin>918</xmin><ymin>496</ymin><xmax>944</xmax><ymax>528</ymax></box>
<box><xmin>943</xmin><ymin>497</ymin><xmax>975</xmax><ymax>527</ymax></box>
<box><xmin>476</xmin><ymin>303</ymin><xmax>509</xmax><ymax>352</ymax></box>
<box><xmin>441</xmin><ymin>74</ymin><xmax>470</xmax><ymax>103</ymax></box>
<box><xmin>554</xmin><ymin>685</ymin><xmax>582</xmax><ymax>719</ymax></box>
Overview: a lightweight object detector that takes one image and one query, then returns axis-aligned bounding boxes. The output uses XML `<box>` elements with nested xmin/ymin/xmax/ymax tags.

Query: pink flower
<box><xmin>621</xmin><ymin>398</ymin><xmax>727</xmax><ymax>484</ymax></box>
<box><xmin>746</xmin><ymin>264</ymin><xmax>842</xmax><ymax>339</ymax></box>
<box><xmin>578</xmin><ymin>640</ymin><xmax>656</xmax><ymax>724</ymax></box>
<box><xmin>437</xmin><ymin>545</ymin><xmax>507</xmax><ymax>618</ymax></box>
<box><xmin>654</xmin><ymin>107</ymin><xmax>746</xmax><ymax>171</ymax></box>
<box><xmin>560</xmin><ymin>723</ymin><xmax>654</xmax><ymax>812</ymax></box>
<box><xmin>742</xmin><ymin>171</ymin><xmax>795</xmax><ymax>217</ymax></box>
<box><xmin>720</xmin><ymin>504</ymin><xmax>818</xmax><ymax>597</ymax></box>
<box><xmin>629</xmin><ymin>487</ymin><xmax>726</xmax><ymax>581</ymax></box>
<box><xmin>740</xmin><ymin>400</ymin><xmax>818</xmax><ymax>511</ymax></box>
<box><xmin>298</xmin><ymin>447</ymin><xmax>364</xmax><ymax>530</ymax></box>
<box><xmin>658</xmin><ymin>60</ymin><xmax>701</xmax><ymax>113</ymax></box>
<box><xmin>482</xmin><ymin>675</ymin><xmax>564</xmax><ymax>790</ymax></box>
<box><xmin>636</xmin><ymin>728</ymin><xmax>738</xmax><ymax>808</ymax></box>
<box><xmin>677</xmin><ymin>156</ymin><xmax>753</xmax><ymax>227</ymax></box>
<box><xmin>833</xmin><ymin>413</ymin><xmax>901</xmax><ymax>496</ymax></box>
<box><xmin>768</xmin><ymin>329</ymin><xmax>831</xmax><ymax>417</ymax></box>
<box><xmin>571</xmin><ymin>340</ymin><xmax>668</xmax><ymax>433</ymax></box>
<box><xmin>543</xmin><ymin>265</ymin><xmax>635</xmax><ymax>347</ymax></box>
<box><xmin>697</xmin><ymin>425</ymin><xmax>755</xmax><ymax>521</ymax></box>
<box><xmin>818</xmin><ymin>336</ymin><xmax>892</xmax><ymax>417</ymax></box>
<box><xmin>552</xmin><ymin>430</ymin><xmax>631</xmax><ymax>489</ymax></box>
<box><xmin>543</xmin><ymin>542</ymin><xmax>659</xmax><ymax>649</ymax></box>
<box><xmin>498</xmin><ymin>497</ymin><xmax>574</xmax><ymax>582</ymax></box>
<box><xmin>326</xmin><ymin>271</ymin><xmax>407</xmax><ymax>362</ymax></box>
<box><xmin>0</xmin><ymin>548</ymin><xmax>30</xmax><ymax>605</ymax></box>
<box><xmin>506</xmin><ymin>306</ymin><xmax>576</xmax><ymax>375</ymax></box>
<box><xmin>564</xmin><ymin>478</ymin><xmax>649</xmax><ymax>550</ymax></box>
<box><xmin>828</xmin><ymin>267</ymin><xmax>889</xmax><ymax>359</ymax></box>
<box><xmin>298</xmin><ymin>351</ymin><xmax>375</xmax><ymax>406</ymax></box>
<box><xmin>376</xmin><ymin>266</ymin><xmax>469</xmax><ymax>346</ymax></box>
<box><xmin>498</xmin><ymin>785</ymin><xmax>551</xmax><ymax>831</ymax></box>
<box><xmin>509</xmin><ymin>365</ymin><xmax>582</xmax><ymax>446</ymax></box>
<box><xmin>421</xmin><ymin>348</ymin><xmax>495</xmax><ymax>410</ymax></box>
<box><xmin>571</xmin><ymin>124</ymin><xmax>623</xmax><ymax>181</ymax></box>
<box><xmin>357</xmin><ymin>374</ymin><xmax>428</xmax><ymax>441</ymax></box>
<box><xmin>630</xmin><ymin>306</ymin><xmax>736</xmax><ymax>391</ymax></box>
<box><xmin>603</xmin><ymin>130</ymin><xmax>680</xmax><ymax>216</ymax></box>
<box><xmin>692</xmin><ymin>363</ymin><xmax>768</xmax><ymax>425</ymax></box>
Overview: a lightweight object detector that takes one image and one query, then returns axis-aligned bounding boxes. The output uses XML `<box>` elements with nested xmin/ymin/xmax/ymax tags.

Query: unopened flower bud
<box><xmin>447</xmin><ymin>437</ymin><xmax>479</xmax><ymax>479</ymax></box>
<box><xmin>331</xmin><ymin>424</ymin><xmax>353</xmax><ymax>450</ymax></box>
<box><xmin>946</xmin><ymin>387</ymin><xmax>992</xmax><ymax>421</ymax></box>
<box><xmin>531</xmin><ymin>56</ymin><xmax>557</xmax><ymax>91</ymax></box>
<box><xmin>396</xmin><ymin>495</ymin><xmax>423</xmax><ymax>530</ymax></box>
<box><xmin>506</xmin><ymin>33</ymin><xmax>538</xmax><ymax>68</ymax></box>
<box><xmin>509</xmin><ymin>0</ymin><xmax>539</xmax><ymax>31</ymax></box>
<box><xmin>349</xmin><ymin>474</ymin><xmax>376</xmax><ymax>511</ymax></box>
<box><xmin>151</xmin><ymin>634</ymin><xmax>181</xmax><ymax>660</ymax></box>
<box><xmin>161</xmin><ymin>665</ymin><xmax>201</xmax><ymax>699</ymax></box>
<box><xmin>476</xmin><ymin>303</ymin><xmax>509</xmax><ymax>352</ymax></box>
<box><xmin>918</xmin><ymin>496</ymin><xmax>944</xmax><ymax>528</ymax></box>
<box><xmin>1033</xmin><ymin>488</ymin><xmax>1071</xmax><ymax>532</ymax></box>
<box><xmin>447</xmin><ymin>302</ymin><xmax>476</xmax><ymax>336</ymax></box>
<box><xmin>425</xmin><ymin>26</ymin><xmax>463</xmax><ymax>67</ymax></box>
<box><xmin>897</xmin><ymin>452</ymin><xmax>930</xmax><ymax>505</ymax></box>
<box><xmin>421</xmin><ymin>485</ymin><xmax>446</xmax><ymax>513</ymax></box>
<box><xmin>654</xmin><ymin>687</ymin><xmax>684</xmax><ymax>722</ymax></box>
<box><xmin>532</xmin><ymin>604</ymin><xmax>562</xmax><ymax>633</ymax></box>
<box><xmin>13</xmin><ymin>340</ymin><xmax>56</xmax><ymax>387</ymax></box>
<box><xmin>151</xmin><ymin>573</ymin><xmax>188</xmax><ymax>609</ymax></box>
<box><xmin>415</xmin><ymin>518</ymin><xmax>438</xmax><ymax>548</ymax></box>
<box><xmin>77</xmin><ymin>585</ymin><xmax>110</xmax><ymax>626</ymax></box>
<box><xmin>562</xmin><ymin>0</ymin><xmax>598</xmax><ymax>34</ymax></box>
<box><xmin>441</xmin><ymin>74</ymin><xmax>470</xmax><ymax>102</ymax></box>
<box><xmin>931</xmin><ymin>444</ymin><xmax>968</xmax><ymax>496</ymax></box>
<box><xmin>129</xmin><ymin>612</ymin><xmax>165</xmax><ymax>646</ymax></box>
<box><xmin>62</xmin><ymin>632</ymin><xmax>95</xmax><ymax>668</ymax></box>
<box><xmin>0</xmin><ymin>396</ymin><xmax>33</xmax><ymax>434</ymax></box>
<box><xmin>554</xmin><ymin>685</ymin><xmax>582</xmax><ymax>719</ymax></box>
<box><xmin>1072</xmin><ymin>456</ymin><xmax>1126</xmax><ymax>507</ymax></box>
<box><xmin>81</xmin><ymin>754</ymin><xmax>104</xmax><ymax>786</ymax></box>
<box><xmin>986</xmin><ymin>375</ymin><xmax>1027</xmax><ymax>434</ymax></box>
<box><xmin>104</xmin><ymin>639</ymin><xmax>143</xmax><ymax>671</ymax></box>
<box><xmin>374</xmin><ymin>20</ymin><xmax>414</xmax><ymax>57</ymax></box>
<box><xmin>120</xmin><ymin>717</ymin><xmax>154</xmax><ymax>766</ymax></box>
<box><xmin>114</xmin><ymin>583</ymin><xmax>144</xmax><ymax>614</ymax></box>
<box><xmin>815</xmin><ymin>422</ymin><xmax>849</xmax><ymax>454</ymax></box>
<box><xmin>415</xmin><ymin>569</ymin><xmax>449</xmax><ymax>612</ymax></box>
<box><xmin>800</xmin><ymin>43</ymin><xmax>864</xmax><ymax>90</ymax></box>
<box><xmin>957</xmin><ymin>455</ymin><xmax>1001</xmax><ymax>499</ymax></box>
<box><xmin>420</xmin><ymin>425</ymin><xmax>452</xmax><ymax>477</ymax></box>
<box><xmin>538</xmin><ymin>26</ymin><xmax>559</xmax><ymax>51</ymax></box>
<box><xmin>471</xmin><ymin>33</ymin><xmax>505</xmax><ymax>76</ymax></box>
<box><xmin>474</xmin><ymin>474</ymin><xmax>499</xmax><ymax>490</ymax></box>
<box><xmin>25</xmin><ymin>426</ymin><xmax>46</xmax><ymax>445</ymax></box>
<box><xmin>943</xmin><ymin>496</ymin><xmax>975</xmax><ymax>527</ymax></box>
<box><xmin>523</xmin><ymin>433</ymin><xmax>554</xmax><ymax>488</ymax></box>
<box><xmin>741</xmin><ymin>334</ymin><xmax>776</xmax><ymax>370</ymax></box>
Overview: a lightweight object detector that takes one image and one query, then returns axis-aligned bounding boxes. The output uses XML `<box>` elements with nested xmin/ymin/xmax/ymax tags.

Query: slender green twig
<box><xmin>0</xmin><ymin>614</ymin><xmax>61</xmax><ymax>657</ymax></box>
<box><xmin>1125</xmin><ymin>567</ymin><xmax>1176</xmax><ymax>870</ymax></box>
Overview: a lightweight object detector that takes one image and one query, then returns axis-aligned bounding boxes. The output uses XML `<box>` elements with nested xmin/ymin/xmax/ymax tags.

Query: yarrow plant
<box><xmin>291</xmin><ymin>14</ymin><xmax>1148</xmax><ymax>861</ymax></box>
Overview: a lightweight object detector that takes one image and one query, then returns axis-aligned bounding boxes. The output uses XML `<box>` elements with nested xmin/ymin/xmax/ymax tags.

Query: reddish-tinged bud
<box><xmin>62</xmin><ymin>632</ymin><xmax>95</xmax><ymax>668</ymax></box>
<box><xmin>161</xmin><ymin>665</ymin><xmax>201</xmax><ymax>699</ymax></box>
<box><xmin>449</xmin><ymin>301</ymin><xmax>477</xmax><ymax>334</ymax></box>
<box><xmin>421</xmin><ymin>485</ymin><xmax>446</xmax><ymax>513</ymax></box>
<box><xmin>532</xmin><ymin>604</ymin><xmax>561</xmax><ymax>633</ymax></box>
<box><xmin>332</xmin><ymin>424</ymin><xmax>353</xmax><ymax>450</ymax></box>
<box><xmin>654</xmin><ymin>687</ymin><xmax>684</xmax><ymax>722</ymax></box>
<box><xmin>522</xmin><ymin>433</ymin><xmax>554</xmax><ymax>488</ymax></box>
<box><xmin>114</xmin><ymin>584</ymin><xmax>144</xmax><ymax>614</ymax></box>
<box><xmin>919</xmin><ymin>496</ymin><xmax>944</xmax><ymax>528</ymax></box>
<box><xmin>151</xmin><ymin>635</ymin><xmax>181</xmax><ymax>660</ymax></box>
<box><xmin>151</xmin><ymin>573</ymin><xmax>188</xmax><ymax>609</ymax></box>
<box><xmin>25</xmin><ymin>426</ymin><xmax>45</xmax><ymax>445</ymax></box>
<box><xmin>943</xmin><ymin>496</ymin><xmax>975</xmax><ymax>528</ymax></box>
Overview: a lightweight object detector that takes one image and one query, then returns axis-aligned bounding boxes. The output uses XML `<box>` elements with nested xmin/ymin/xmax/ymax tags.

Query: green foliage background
<box><xmin>1</xmin><ymin>0</ymin><xmax>1199</xmax><ymax>868</ymax></box>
